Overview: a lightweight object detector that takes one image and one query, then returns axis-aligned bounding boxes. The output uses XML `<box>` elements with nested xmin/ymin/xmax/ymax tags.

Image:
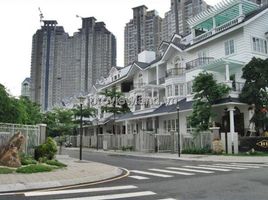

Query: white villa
<box><xmin>77</xmin><ymin>0</ymin><xmax>268</xmax><ymax>153</ymax></box>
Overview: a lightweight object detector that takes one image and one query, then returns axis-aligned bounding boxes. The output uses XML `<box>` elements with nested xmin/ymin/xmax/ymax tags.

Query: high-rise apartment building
<box><xmin>124</xmin><ymin>6</ymin><xmax>162</xmax><ymax>66</ymax></box>
<box><xmin>250</xmin><ymin>0</ymin><xmax>268</xmax><ymax>5</ymax></box>
<box><xmin>162</xmin><ymin>0</ymin><xmax>210</xmax><ymax>41</ymax></box>
<box><xmin>21</xmin><ymin>78</ymin><xmax>31</xmax><ymax>98</ymax></box>
<box><xmin>30</xmin><ymin>18</ymin><xmax>116</xmax><ymax>111</ymax></box>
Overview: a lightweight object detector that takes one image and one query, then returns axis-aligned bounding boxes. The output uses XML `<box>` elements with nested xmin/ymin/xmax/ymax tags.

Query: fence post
<box><xmin>38</xmin><ymin>124</ymin><xmax>47</xmax><ymax>144</ymax></box>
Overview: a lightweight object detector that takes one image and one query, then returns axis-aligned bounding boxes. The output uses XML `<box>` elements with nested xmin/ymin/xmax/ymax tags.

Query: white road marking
<box><xmin>184</xmin><ymin>165</ymin><xmax>231</xmax><ymax>171</ymax></box>
<box><xmin>201</xmin><ymin>164</ymin><xmax>247</xmax><ymax>170</ymax></box>
<box><xmin>231</xmin><ymin>163</ymin><xmax>268</xmax><ymax>167</ymax></box>
<box><xmin>149</xmin><ymin>168</ymin><xmax>194</xmax><ymax>176</ymax></box>
<box><xmin>129</xmin><ymin>175</ymin><xmax>149</xmax><ymax>180</ymax></box>
<box><xmin>130</xmin><ymin>170</ymin><xmax>173</xmax><ymax>178</ymax></box>
<box><xmin>24</xmin><ymin>185</ymin><xmax>137</xmax><ymax>197</ymax></box>
<box><xmin>157</xmin><ymin>198</ymin><xmax>177</xmax><ymax>200</ymax></box>
<box><xmin>167</xmin><ymin>167</ymin><xmax>214</xmax><ymax>174</ymax></box>
<box><xmin>54</xmin><ymin>191</ymin><xmax>156</xmax><ymax>200</ymax></box>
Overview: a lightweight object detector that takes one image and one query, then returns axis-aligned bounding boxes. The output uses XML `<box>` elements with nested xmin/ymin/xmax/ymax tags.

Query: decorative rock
<box><xmin>212</xmin><ymin>140</ymin><xmax>224</xmax><ymax>154</ymax></box>
<box><xmin>0</xmin><ymin>132</ymin><xmax>25</xmax><ymax>167</ymax></box>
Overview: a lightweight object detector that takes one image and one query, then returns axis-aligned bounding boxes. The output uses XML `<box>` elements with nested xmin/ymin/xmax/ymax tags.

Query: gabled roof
<box><xmin>158</xmin><ymin>41</ymin><xmax>170</xmax><ymax>50</ymax></box>
<box><xmin>162</xmin><ymin>5</ymin><xmax>268</xmax><ymax>55</ymax></box>
<box><xmin>134</xmin><ymin>61</ymin><xmax>149</xmax><ymax>69</ymax></box>
<box><xmin>116</xmin><ymin>97</ymin><xmax>245</xmax><ymax>122</ymax></box>
<box><xmin>23</xmin><ymin>78</ymin><xmax>31</xmax><ymax>83</ymax></box>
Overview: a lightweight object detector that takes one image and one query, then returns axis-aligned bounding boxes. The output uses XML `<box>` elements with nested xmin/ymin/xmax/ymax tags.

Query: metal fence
<box><xmin>0</xmin><ymin>123</ymin><xmax>44</xmax><ymax>155</ymax></box>
<box><xmin>70</xmin><ymin>131</ymin><xmax>212</xmax><ymax>153</ymax></box>
<box><xmin>181</xmin><ymin>132</ymin><xmax>212</xmax><ymax>150</ymax></box>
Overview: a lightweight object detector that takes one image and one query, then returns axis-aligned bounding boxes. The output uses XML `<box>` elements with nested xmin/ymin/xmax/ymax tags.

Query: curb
<box><xmin>67</xmin><ymin>148</ymin><xmax>268</xmax><ymax>164</ymax></box>
<box><xmin>0</xmin><ymin>167</ymin><xmax>129</xmax><ymax>195</ymax></box>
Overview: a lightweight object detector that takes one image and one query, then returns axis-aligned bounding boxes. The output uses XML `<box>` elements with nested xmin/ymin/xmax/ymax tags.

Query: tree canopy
<box><xmin>0</xmin><ymin>84</ymin><xmax>42</xmax><ymax>124</ymax></box>
<box><xmin>239</xmin><ymin>57</ymin><xmax>268</xmax><ymax>132</ymax></box>
<box><xmin>190</xmin><ymin>72</ymin><xmax>230</xmax><ymax>132</ymax></box>
<box><xmin>100</xmin><ymin>87</ymin><xmax>130</xmax><ymax>134</ymax></box>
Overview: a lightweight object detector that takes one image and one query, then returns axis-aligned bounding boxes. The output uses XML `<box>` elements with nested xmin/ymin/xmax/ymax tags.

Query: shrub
<box><xmin>46</xmin><ymin>160</ymin><xmax>67</xmax><ymax>168</ymax></box>
<box><xmin>182</xmin><ymin>147</ymin><xmax>212</xmax><ymax>154</ymax></box>
<box><xmin>34</xmin><ymin>137</ymin><xmax>57</xmax><ymax>161</ymax></box>
<box><xmin>0</xmin><ymin>167</ymin><xmax>15</xmax><ymax>174</ymax></box>
<box><xmin>121</xmin><ymin>146</ymin><xmax>134</xmax><ymax>151</ymax></box>
<box><xmin>16</xmin><ymin>164</ymin><xmax>53</xmax><ymax>173</ymax></box>
<box><xmin>20</xmin><ymin>153</ymin><xmax>37</xmax><ymax>165</ymax></box>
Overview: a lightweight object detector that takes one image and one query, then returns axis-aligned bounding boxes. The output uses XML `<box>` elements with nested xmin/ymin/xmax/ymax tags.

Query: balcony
<box><xmin>193</xmin><ymin>17</ymin><xmax>240</xmax><ymax>44</ymax></box>
<box><xmin>149</xmin><ymin>80</ymin><xmax>157</xmax><ymax>85</ymax></box>
<box><xmin>133</xmin><ymin>83</ymin><xmax>146</xmax><ymax>89</ymax></box>
<box><xmin>159</xmin><ymin>77</ymin><xmax>165</xmax><ymax>84</ymax></box>
<box><xmin>221</xmin><ymin>81</ymin><xmax>245</xmax><ymax>93</ymax></box>
<box><xmin>166</xmin><ymin>68</ymin><xmax>185</xmax><ymax>78</ymax></box>
<box><xmin>186</xmin><ymin>57</ymin><xmax>215</xmax><ymax>70</ymax></box>
<box><xmin>231</xmin><ymin>82</ymin><xmax>244</xmax><ymax>92</ymax></box>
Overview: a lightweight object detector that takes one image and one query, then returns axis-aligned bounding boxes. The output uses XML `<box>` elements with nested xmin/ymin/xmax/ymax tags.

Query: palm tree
<box><xmin>100</xmin><ymin>87</ymin><xmax>130</xmax><ymax>134</ymax></box>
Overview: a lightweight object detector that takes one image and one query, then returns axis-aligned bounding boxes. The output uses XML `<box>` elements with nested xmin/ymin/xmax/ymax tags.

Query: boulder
<box><xmin>0</xmin><ymin>132</ymin><xmax>25</xmax><ymax>168</ymax></box>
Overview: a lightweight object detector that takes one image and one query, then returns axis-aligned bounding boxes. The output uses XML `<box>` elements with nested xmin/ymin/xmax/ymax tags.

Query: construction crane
<box><xmin>38</xmin><ymin>7</ymin><xmax>44</xmax><ymax>26</ymax></box>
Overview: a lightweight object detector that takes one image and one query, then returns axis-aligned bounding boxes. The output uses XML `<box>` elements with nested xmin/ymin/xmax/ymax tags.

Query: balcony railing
<box><xmin>159</xmin><ymin>77</ymin><xmax>165</xmax><ymax>84</ymax></box>
<box><xmin>133</xmin><ymin>83</ymin><xmax>146</xmax><ymax>89</ymax></box>
<box><xmin>186</xmin><ymin>57</ymin><xmax>215</xmax><ymax>70</ymax></box>
<box><xmin>166</xmin><ymin>68</ymin><xmax>185</xmax><ymax>78</ymax></box>
<box><xmin>149</xmin><ymin>80</ymin><xmax>157</xmax><ymax>85</ymax></box>
<box><xmin>231</xmin><ymin>82</ymin><xmax>244</xmax><ymax>92</ymax></box>
<box><xmin>193</xmin><ymin>17</ymin><xmax>240</xmax><ymax>44</ymax></box>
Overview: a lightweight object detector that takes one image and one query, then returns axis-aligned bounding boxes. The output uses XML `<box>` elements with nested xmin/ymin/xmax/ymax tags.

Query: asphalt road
<box><xmin>1</xmin><ymin>148</ymin><xmax>268</xmax><ymax>200</ymax></box>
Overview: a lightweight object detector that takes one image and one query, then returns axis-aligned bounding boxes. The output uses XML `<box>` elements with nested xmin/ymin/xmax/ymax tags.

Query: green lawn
<box><xmin>0</xmin><ymin>167</ymin><xmax>15</xmax><ymax>174</ymax></box>
<box><xmin>16</xmin><ymin>164</ymin><xmax>53</xmax><ymax>174</ymax></box>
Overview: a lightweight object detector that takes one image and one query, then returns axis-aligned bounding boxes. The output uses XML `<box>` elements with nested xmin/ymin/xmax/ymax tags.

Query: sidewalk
<box><xmin>0</xmin><ymin>155</ymin><xmax>122</xmax><ymax>193</ymax></box>
<box><xmin>71</xmin><ymin>148</ymin><xmax>268</xmax><ymax>163</ymax></box>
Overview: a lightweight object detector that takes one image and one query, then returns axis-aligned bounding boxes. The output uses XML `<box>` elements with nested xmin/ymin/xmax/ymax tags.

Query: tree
<box><xmin>0</xmin><ymin>84</ymin><xmax>42</xmax><ymax>124</ymax></box>
<box><xmin>100</xmin><ymin>87</ymin><xmax>130</xmax><ymax>134</ymax></box>
<box><xmin>190</xmin><ymin>72</ymin><xmax>230</xmax><ymax>132</ymax></box>
<box><xmin>42</xmin><ymin>108</ymin><xmax>76</xmax><ymax>138</ymax></box>
<box><xmin>17</xmin><ymin>97</ymin><xmax>42</xmax><ymax>125</ymax></box>
<box><xmin>72</xmin><ymin>106</ymin><xmax>96</xmax><ymax>124</ymax></box>
<box><xmin>239</xmin><ymin>57</ymin><xmax>268</xmax><ymax>133</ymax></box>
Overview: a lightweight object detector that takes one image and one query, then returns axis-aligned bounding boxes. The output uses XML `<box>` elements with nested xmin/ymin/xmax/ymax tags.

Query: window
<box><xmin>198</xmin><ymin>50</ymin><xmax>208</xmax><ymax>58</ymax></box>
<box><xmin>175</xmin><ymin>85</ymin><xmax>179</xmax><ymax>96</ymax></box>
<box><xmin>179</xmin><ymin>84</ymin><xmax>184</xmax><ymax>96</ymax></box>
<box><xmin>172</xmin><ymin>120</ymin><xmax>176</xmax><ymax>131</ymax></box>
<box><xmin>164</xmin><ymin>120</ymin><xmax>167</xmax><ymax>131</ymax></box>
<box><xmin>225</xmin><ymin>39</ymin><xmax>235</xmax><ymax>55</ymax></box>
<box><xmin>252</xmin><ymin>37</ymin><xmax>268</xmax><ymax>54</ymax></box>
<box><xmin>167</xmin><ymin>85</ymin><xmax>172</xmax><ymax>97</ymax></box>
<box><xmin>187</xmin><ymin>82</ymin><xmax>193</xmax><ymax>95</ymax></box>
<box><xmin>168</xmin><ymin>120</ymin><xmax>171</xmax><ymax>131</ymax></box>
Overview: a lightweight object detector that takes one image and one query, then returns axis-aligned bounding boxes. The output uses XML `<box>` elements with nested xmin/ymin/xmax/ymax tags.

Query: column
<box><xmin>228</xmin><ymin>106</ymin><xmax>238</xmax><ymax>154</ymax></box>
<box><xmin>238</xmin><ymin>2</ymin><xmax>245</xmax><ymax>22</ymax></box>
<box><xmin>225</xmin><ymin>63</ymin><xmax>230</xmax><ymax>81</ymax></box>
<box><xmin>151</xmin><ymin>88</ymin><xmax>154</xmax><ymax>98</ymax></box>
<box><xmin>212</xmin><ymin>16</ymin><xmax>216</xmax><ymax>34</ymax></box>
<box><xmin>152</xmin><ymin>118</ymin><xmax>156</xmax><ymax>132</ymax></box>
<box><xmin>239</xmin><ymin>2</ymin><xmax>243</xmax><ymax>16</ymax></box>
<box><xmin>156</xmin><ymin>65</ymin><xmax>159</xmax><ymax>85</ymax></box>
<box><xmin>229</xmin><ymin>106</ymin><xmax>235</xmax><ymax>138</ymax></box>
<box><xmin>125</xmin><ymin>121</ymin><xmax>128</xmax><ymax>134</ymax></box>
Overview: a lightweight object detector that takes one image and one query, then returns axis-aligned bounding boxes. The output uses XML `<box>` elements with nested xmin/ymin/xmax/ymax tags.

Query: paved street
<box><xmin>1</xmin><ymin>149</ymin><xmax>268</xmax><ymax>200</ymax></box>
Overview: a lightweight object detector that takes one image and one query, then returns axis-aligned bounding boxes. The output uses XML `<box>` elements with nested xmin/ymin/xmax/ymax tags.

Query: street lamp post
<box><xmin>96</xmin><ymin>118</ymin><xmax>99</xmax><ymax>151</ymax></box>
<box><xmin>78</xmin><ymin>95</ymin><xmax>86</xmax><ymax>160</ymax></box>
<box><xmin>176</xmin><ymin>104</ymin><xmax>181</xmax><ymax>157</ymax></box>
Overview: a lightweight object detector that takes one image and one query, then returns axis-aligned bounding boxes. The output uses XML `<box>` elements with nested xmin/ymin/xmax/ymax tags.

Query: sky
<box><xmin>0</xmin><ymin>0</ymin><xmax>220</xmax><ymax>97</ymax></box>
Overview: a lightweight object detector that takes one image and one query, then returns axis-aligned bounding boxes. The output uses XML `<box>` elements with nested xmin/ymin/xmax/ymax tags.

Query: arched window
<box><xmin>173</xmin><ymin>56</ymin><xmax>184</xmax><ymax>69</ymax></box>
